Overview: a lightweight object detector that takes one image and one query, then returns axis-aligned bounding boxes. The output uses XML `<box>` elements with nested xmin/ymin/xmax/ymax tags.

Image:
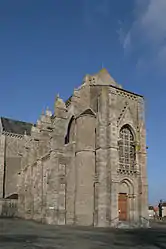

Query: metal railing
<box><xmin>139</xmin><ymin>215</ymin><xmax>149</xmax><ymax>222</ymax></box>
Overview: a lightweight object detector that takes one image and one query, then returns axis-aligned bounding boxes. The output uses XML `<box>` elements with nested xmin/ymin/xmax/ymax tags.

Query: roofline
<box><xmin>65</xmin><ymin>84</ymin><xmax>144</xmax><ymax>107</ymax></box>
<box><xmin>111</xmin><ymin>84</ymin><xmax>144</xmax><ymax>98</ymax></box>
<box><xmin>65</xmin><ymin>95</ymin><xmax>72</xmax><ymax>105</ymax></box>
<box><xmin>0</xmin><ymin>116</ymin><xmax>34</xmax><ymax>126</ymax></box>
<box><xmin>90</xmin><ymin>84</ymin><xmax>144</xmax><ymax>98</ymax></box>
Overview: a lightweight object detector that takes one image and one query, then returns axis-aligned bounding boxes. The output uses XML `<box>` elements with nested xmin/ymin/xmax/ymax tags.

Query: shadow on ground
<box><xmin>0</xmin><ymin>218</ymin><xmax>166</xmax><ymax>249</ymax></box>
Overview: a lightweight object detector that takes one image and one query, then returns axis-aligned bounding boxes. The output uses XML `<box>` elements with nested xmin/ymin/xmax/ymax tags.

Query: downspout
<box><xmin>93</xmin><ymin>127</ymin><xmax>97</xmax><ymax>226</ymax></box>
<box><xmin>74</xmin><ymin>118</ymin><xmax>77</xmax><ymax>225</ymax></box>
<box><xmin>3</xmin><ymin>134</ymin><xmax>6</xmax><ymax>198</ymax></box>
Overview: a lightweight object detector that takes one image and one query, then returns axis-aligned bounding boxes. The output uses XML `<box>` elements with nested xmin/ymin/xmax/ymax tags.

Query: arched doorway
<box><xmin>118</xmin><ymin>179</ymin><xmax>134</xmax><ymax>221</ymax></box>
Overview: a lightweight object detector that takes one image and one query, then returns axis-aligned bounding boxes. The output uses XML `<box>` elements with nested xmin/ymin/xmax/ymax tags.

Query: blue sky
<box><xmin>0</xmin><ymin>0</ymin><xmax>165</xmax><ymax>204</ymax></box>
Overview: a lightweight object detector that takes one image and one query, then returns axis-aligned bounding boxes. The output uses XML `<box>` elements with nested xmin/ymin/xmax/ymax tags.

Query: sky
<box><xmin>0</xmin><ymin>0</ymin><xmax>165</xmax><ymax>204</ymax></box>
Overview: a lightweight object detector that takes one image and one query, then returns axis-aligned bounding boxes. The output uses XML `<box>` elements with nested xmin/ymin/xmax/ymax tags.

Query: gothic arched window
<box><xmin>119</xmin><ymin>125</ymin><xmax>136</xmax><ymax>171</ymax></box>
<box><xmin>65</xmin><ymin>116</ymin><xmax>75</xmax><ymax>144</ymax></box>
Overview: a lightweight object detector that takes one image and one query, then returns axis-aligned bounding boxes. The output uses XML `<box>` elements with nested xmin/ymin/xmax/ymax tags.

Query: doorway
<box><xmin>118</xmin><ymin>193</ymin><xmax>127</xmax><ymax>221</ymax></box>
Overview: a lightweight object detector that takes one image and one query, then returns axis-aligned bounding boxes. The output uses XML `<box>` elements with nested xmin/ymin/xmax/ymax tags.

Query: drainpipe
<box><xmin>3</xmin><ymin>135</ymin><xmax>7</xmax><ymax>198</ymax></box>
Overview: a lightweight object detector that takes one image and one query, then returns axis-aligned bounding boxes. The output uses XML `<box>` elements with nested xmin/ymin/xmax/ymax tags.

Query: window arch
<box><xmin>119</xmin><ymin>125</ymin><xmax>136</xmax><ymax>171</ymax></box>
<box><xmin>65</xmin><ymin>116</ymin><xmax>75</xmax><ymax>144</ymax></box>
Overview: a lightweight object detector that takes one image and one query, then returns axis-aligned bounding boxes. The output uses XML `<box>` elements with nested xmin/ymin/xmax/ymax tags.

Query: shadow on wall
<box><xmin>0</xmin><ymin>194</ymin><xmax>18</xmax><ymax>218</ymax></box>
<box><xmin>6</xmin><ymin>194</ymin><xmax>18</xmax><ymax>200</ymax></box>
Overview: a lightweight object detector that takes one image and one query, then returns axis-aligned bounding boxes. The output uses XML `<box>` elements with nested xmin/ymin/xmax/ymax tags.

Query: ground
<box><xmin>0</xmin><ymin>219</ymin><xmax>166</xmax><ymax>249</ymax></box>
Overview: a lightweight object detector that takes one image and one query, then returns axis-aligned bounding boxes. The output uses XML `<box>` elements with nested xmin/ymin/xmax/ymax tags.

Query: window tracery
<box><xmin>119</xmin><ymin>125</ymin><xmax>136</xmax><ymax>171</ymax></box>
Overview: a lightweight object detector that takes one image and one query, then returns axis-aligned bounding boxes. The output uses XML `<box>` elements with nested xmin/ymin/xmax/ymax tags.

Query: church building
<box><xmin>0</xmin><ymin>69</ymin><xmax>149</xmax><ymax>227</ymax></box>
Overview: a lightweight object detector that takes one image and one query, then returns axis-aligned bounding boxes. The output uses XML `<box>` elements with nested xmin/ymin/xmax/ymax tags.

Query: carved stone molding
<box><xmin>109</xmin><ymin>88</ymin><xmax>138</xmax><ymax>101</ymax></box>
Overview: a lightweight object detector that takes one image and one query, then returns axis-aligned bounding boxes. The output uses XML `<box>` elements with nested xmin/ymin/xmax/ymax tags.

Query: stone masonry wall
<box><xmin>5</xmin><ymin>134</ymin><xmax>25</xmax><ymax>198</ymax></box>
<box><xmin>75</xmin><ymin>113</ymin><xmax>96</xmax><ymax>225</ymax></box>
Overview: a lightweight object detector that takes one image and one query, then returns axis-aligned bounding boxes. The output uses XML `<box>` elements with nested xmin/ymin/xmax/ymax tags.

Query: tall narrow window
<box><xmin>65</xmin><ymin>116</ymin><xmax>75</xmax><ymax>144</ymax></box>
<box><xmin>119</xmin><ymin>125</ymin><xmax>135</xmax><ymax>171</ymax></box>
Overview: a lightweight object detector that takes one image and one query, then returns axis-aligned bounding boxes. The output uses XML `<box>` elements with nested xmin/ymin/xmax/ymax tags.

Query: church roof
<box><xmin>1</xmin><ymin>117</ymin><xmax>33</xmax><ymax>135</ymax></box>
<box><xmin>98</xmin><ymin>68</ymin><xmax>115</xmax><ymax>81</ymax></box>
<box><xmin>94</xmin><ymin>68</ymin><xmax>122</xmax><ymax>88</ymax></box>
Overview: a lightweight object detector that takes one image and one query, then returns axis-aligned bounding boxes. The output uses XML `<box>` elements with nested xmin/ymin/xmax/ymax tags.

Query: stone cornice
<box><xmin>1</xmin><ymin>131</ymin><xmax>24</xmax><ymax>139</ymax></box>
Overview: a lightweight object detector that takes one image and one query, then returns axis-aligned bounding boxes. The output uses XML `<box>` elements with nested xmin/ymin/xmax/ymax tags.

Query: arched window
<box><xmin>65</xmin><ymin>117</ymin><xmax>75</xmax><ymax>144</ymax></box>
<box><xmin>119</xmin><ymin>125</ymin><xmax>135</xmax><ymax>171</ymax></box>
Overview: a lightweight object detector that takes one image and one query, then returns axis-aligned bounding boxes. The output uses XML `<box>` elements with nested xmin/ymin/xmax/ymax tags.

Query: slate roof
<box><xmin>1</xmin><ymin>117</ymin><xmax>33</xmax><ymax>135</ymax></box>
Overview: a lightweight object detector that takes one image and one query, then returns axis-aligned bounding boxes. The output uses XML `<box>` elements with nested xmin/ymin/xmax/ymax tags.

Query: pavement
<box><xmin>0</xmin><ymin>218</ymin><xmax>166</xmax><ymax>249</ymax></box>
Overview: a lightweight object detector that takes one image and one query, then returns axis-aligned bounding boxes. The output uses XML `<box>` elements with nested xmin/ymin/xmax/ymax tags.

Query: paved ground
<box><xmin>0</xmin><ymin>219</ymin><xmax>166</xmax><ymax>249</ymax></box>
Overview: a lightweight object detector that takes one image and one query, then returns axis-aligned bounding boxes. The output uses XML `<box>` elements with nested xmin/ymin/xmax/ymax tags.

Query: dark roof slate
<box><xmin>1</xmin><ymin>117</ymin><xmax>33</xmax><ymax>135</ymax></box>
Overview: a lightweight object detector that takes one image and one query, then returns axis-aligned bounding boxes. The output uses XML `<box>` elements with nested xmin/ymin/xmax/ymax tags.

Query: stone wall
<box><xmin>75</xmin><ymin>113</ymin><xmax>96</xmax><ymax>225</ymax></box>
<box><xmin>0</xmin><ymin>132</ymin><xmax>25</xmax><ymax>199</ymax></box>
<box><xmin>5</xmin><ymin>134</ymin><xmax>25</xmax><ymax>198</ymax></box>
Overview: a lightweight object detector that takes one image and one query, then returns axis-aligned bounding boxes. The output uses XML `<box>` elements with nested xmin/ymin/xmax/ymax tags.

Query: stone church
<box><xmin>0</xmin><ymin>69</ymin><xmax>148</xmax><ymax>227</ymax></box>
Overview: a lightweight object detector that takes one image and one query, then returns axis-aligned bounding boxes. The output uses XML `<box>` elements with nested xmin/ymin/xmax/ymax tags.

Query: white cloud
<box><xmin>123</xmin><ymin>32</ymin><xmax>131</xmax><ymax>50</ymax></box>
<box><xmin>140</xmin><ymin>0</ymin><xmax>166</xmax><ymax>43</ymax></box>
<box><xmin>119</xmin><ymin>0</ymin><xmax>166</xmax><ymax>71</ymax></box>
